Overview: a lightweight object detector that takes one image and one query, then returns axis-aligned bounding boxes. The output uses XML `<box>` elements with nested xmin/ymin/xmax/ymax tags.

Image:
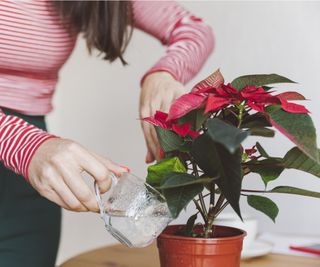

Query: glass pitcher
<box><xmin>94</xmin><ymin>172</ymin><xmax>172</xmax><ymax>247</ymax></box>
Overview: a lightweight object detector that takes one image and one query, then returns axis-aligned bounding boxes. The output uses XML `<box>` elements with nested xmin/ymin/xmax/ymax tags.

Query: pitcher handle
<box><xmin>94</xmin><ymin>175</ymin><xmax>134</xmax><ymax>247</ymax></box>
<box><xmin>94</xmin><ymin>173</ymin><xmax>117</xmax><ymax>217</ymax></box>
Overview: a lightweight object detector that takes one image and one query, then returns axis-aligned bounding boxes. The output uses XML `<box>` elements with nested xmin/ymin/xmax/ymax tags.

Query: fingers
<box><xmin>139</xmin><ymin>74</ymin><xmax>186</xmax><ymax>164</ymax></box>
<box><xmin>43</xmin><ymin>187</ymin><xmax>69</xmax><ymax>210</ymax></box>
<box><xmin>28</xmin><ymin>137</ymin><xmax>129</xmax><ymax>213</ymax></box>
<box><xmin>50</xmin><ymin>175</ymin><xmax>89</xmax><ymax>212</ymax></box>
<box><xmin>149</xmin><ymin>98</ymin><xmax>162</xmax><ymax>158</ymax></box>
<box><xmin>144</xmin><ymin>95</ymin><xmax>166</xmax><ymax>162</ymax></box>
<box><xmin>49</xmin><ymin>150</ymin><xmax>128</xmax><ymax>212</ymax></box>
<box><xmin>145</xmin><ymin>149</ymin><xmax>155</xmax><ymax>164</ymax></box>
<box><xmin>90</xmin><ymin>152</ymin><xmax>130</xmax><ymax>193</ymax></box>
<box><xmin>150</xmin><ymin>125</ymin><xmax>162</xmax><ymax>161</ymax></box>
<box><xmin>59</xmin><ymin>168</ymin><xmax>99</xmax><ymax>212</ymax></box>
<box><xmin>141</xmin><ymin>121</ymin><xmax>157</xmax><ymax>163</ymax></box>
<box><xmin>160</xmin><ymin>92</ymin><xmax>174</xmax><ymax>113</ymax></box>
<box><xmin>91</xmin><ymin>151</ymin><xmax>129</xmax><ymax>175</ymax></box>
<box><xmin>33</xmin><ymin>167</ymin><xmax>88</xmax><ymax>212</ymax></box>
<box><xmin>75</xmin><ymin>147</ymin><xmax>113</xmax><ymax>194</ymax></box>
<box><xmin>140</xmin><ymin>91</ymin><xmax>160</xmax><ymax>163</ymax></box>
<box><xmin>78</xmin><ymin>148</ymin><xmax>129</xmax><ymax>195</ymax></box>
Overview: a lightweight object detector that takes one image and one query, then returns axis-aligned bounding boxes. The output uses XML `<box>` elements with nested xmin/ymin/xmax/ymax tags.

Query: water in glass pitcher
<box><xmin>106</xmin><ymin>202</ymin><xmax>171</xmax><ymax>247</ymax></box>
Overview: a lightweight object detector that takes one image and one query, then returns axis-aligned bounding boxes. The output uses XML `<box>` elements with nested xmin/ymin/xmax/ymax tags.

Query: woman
<box><xmin>0</xmin><ymin>1</ymin><xmax>213</xmax><ymax>266</ymax></box>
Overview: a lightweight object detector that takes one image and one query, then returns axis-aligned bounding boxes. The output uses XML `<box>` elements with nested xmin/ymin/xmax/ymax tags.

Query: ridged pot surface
<box><xmin>157</xmin><ymin>225</ymin><xmax>246</xmax><ymax>267</ymax></box>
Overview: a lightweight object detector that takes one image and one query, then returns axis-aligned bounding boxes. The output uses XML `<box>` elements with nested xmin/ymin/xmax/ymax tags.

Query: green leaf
<box><xmin>242</xmin><ymin>113</ymin><xmax>272</xmax><ymax>128</ymax></box>
<box><xmin>265</xmin><ymin>105</ymin><xmax>282</xmax><ymax>113</ymax></box>
<box><xmin>246</xmin><ymin>158</ymin><xmax>284</xmax><ymax>185</ymax></box>
<box><xmin>241</xmin><ymin>113</ymin><xmax>274</xmax><ymax>137</ymax></box>
<box><xmin>247</xmin><ymin>195</ymin><xmax>279</xmax><ymax>222</ymax></box>
<box><xmin>207</xmin><ymin>118</ymin><xmax>250</xmax><ymax>154</ymax></box>
<box><xmin>217</xmin><ymin>107</ymin><xmax>239</xmax><ymax>127</ymax></box>
<box><xmin>263</xmin><ymin>86</ymin><xmax>273</xmax><ymax>91</ymax></box>
<box><xmin>283</xmin><ymin>147</ymin><xmax>320</xmax><ymax>177</ymax></box>
<box><xmin>191</xmin><ymin>133</ymin><xmax>243</xmax><ymax>218</ymax></box>
<box><xmin>250</xmin><ymin>127</ymin><xmax>275</xmax><ymax>137</ymax></box>
<box><xmin>162</xmin><ymin>184</ymin><xmax>203</xmax><ymax>218</ymax></box>
<box><xmin>146</xmin><ymin>157</ymin><xmax>186</xmax><ymax>187</ymax></box>
<box><xmin>266</xmin><ymin>106</ymin><xmax>318</xmax><ymax>162</ymax></box>
<box><xmin>270</xmin><ymin>186</ymin><xmax>320</xmax><ymax>198</ymax></box>
<box><xmin>256</xmin><ymin>142</ymin><xmax>269</xmax><ymax>158</ymax></box>
<box><xmin>155</xmin><ymin>127</ymin><xmax>184</xmax><ymax>152</ymax></box>
<box><xmin>178</xmin><ymin>108</ymin><xmax>208</xmax><ymax>131</ymax></box>
<box><xmin>159</xmin><ymin>172</ymin><xmax>214</xmax><ymax>189</ymax></box>
<box><xmin>231</xmin><ymin>73</ymin><xmax>296</xmax><ymax>91</ymax></box>
<box><xmin>179</xmin><ymin>141</ymin><xmax>193</xmax><ymax>153</ymax></box>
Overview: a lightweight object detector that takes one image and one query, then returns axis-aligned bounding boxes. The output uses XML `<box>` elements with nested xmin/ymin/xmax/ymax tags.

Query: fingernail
<box><xmin>159</xmin><ymin>149</ymin><xmax>165</xmax><ymax>159</ymax></box>
<box><xmin>120</xmin><ymin>165</ymin><xmax>131</xmax><ymax>172</ymax></box>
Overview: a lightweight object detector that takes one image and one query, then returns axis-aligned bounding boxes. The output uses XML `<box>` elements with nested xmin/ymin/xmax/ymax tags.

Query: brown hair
<box><xmin>53</xmin><ymin>1</ymin><xmax>133</xmax><ymax>64</ymax></box>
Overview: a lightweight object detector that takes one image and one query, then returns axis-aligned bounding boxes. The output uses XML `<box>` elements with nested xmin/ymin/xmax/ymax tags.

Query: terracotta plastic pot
<box><xmin>157</xmin><ymin>225</ymin><xmax>246</xmax><ymax>267</ymax></box>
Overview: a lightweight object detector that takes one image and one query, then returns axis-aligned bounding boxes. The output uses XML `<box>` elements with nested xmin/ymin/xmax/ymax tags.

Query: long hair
<box><xmin>53</xmin><ymin>1</ymin><xmax>133</xmax><ymax>64</ymax></box>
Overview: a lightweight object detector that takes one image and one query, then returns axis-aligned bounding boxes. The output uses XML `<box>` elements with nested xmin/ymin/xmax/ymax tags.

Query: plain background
<box><xmin>46</xmin><ymin>1</ymin><xmax>320</xmax><ymax>264</ymax></box>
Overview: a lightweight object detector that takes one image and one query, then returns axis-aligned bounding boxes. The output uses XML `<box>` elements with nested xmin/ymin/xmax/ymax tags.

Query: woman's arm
<box><xmin>0</xmin><ymin>109</ymin><xmax>54</xmax><ymax>178</ymax></box>
<box><xmin>132</xmin><ymin>1</ymin><xmax>214</xmax><ymax>85</ymax></box>
<box><xmin>0</xmin><ymin>108</ymin><xmax>127</xmax><ymax>211</ymax></box>
<box><xmin>132</xmin><ymin>1</ymin><xmax>214</xmax><ymax>162</ymax></box>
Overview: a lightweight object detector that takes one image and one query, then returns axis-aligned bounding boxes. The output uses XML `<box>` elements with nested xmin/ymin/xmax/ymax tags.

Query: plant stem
<box><xmin>198</xmin><ymin>193</ymin><xmax>208</xmax><ymax>218</ymax></box>
<box><xmin>221</xmin><ymin>109</ymin><xmax>226</xmax><ymax>119</ymax></box>
<box><xmin>228</xmin><ymin>109</ymin><xmax>238</xmax><ymax>118</ymax></box>
<box><xmin>242</xmin><ymin>167</ymin><xmax>251</xmax><ymax>176</ymax></box>
<box><xmin>209</xmin><ymin>183</ymin><xmax>215</xmax><ymax>212</ymax></box>
<box><xmin>237</xmin><ymin>103</ymin><xmax>245</xmax><ymax>128</ymax></box>
<box><xmin>215</xmin><ymin>201</ymin><xmax>229</xmax><ymax>217</ymax></box>
<box><xmin>200</xmin><ymin>187</ymin><xmax>221</xmax><ymax>200</ymax></box>
<box><xmin>204</xmin><ymin>195</ymin><xmax>225</xmax><ymax>238</ymax></box>
<box><xmin>192</xmin><ymin>161</ymin><xmax>199</xmax><ymax>177</ymax></box>
<box><xmin>191</xmin><ymin>161</ymin><xmax>208</xmax><ymax>220</ymax></box>
<box><xmin>193</xmin><ymin>199</ymin><xmax>206</xmax><ymax>222</ymax></box>
<box><xmin>213</xmin><ymin>111</ymin><xmax>219</xmax><ymax>119</ymax></box>
<box><xmin>199</xmin><ymin>193</ymin><xmax>211</xmax><ymax>199</ymax></box>
<box><xmin>213</xmin><ymin>195</ymin><xmax>225</xmax><ymax>215</ymax></box>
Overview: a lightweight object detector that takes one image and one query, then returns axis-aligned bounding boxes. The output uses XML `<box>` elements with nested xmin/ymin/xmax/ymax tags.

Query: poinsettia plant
<box><xmin>143</xmin><ymin>70</ymin><xmax>320</xmax><ymax>238</ymax></box>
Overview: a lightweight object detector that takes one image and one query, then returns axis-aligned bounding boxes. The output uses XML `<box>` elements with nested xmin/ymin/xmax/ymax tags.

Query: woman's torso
<box><xmin>0</xmin><ymin>0</ymin><xmax>77</xmax><ymax>115</ymax></box>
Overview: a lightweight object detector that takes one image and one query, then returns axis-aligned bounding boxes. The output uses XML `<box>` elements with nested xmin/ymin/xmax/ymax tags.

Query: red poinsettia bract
<box><xmin>143</xmin><ymin>111</ymin><xmax>199</xmax><ymax>138</ymax></box>
<box><xmin>167</xmin><ymin>84</ymin><xmax>309</xmax><ymax>121</ymax></box>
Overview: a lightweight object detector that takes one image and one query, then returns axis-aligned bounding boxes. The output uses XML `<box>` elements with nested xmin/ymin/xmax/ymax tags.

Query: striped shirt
<box><xmin>0</xmin><ymin>0</ymin><xmax>214</xmax><ymax>178</ymax></box>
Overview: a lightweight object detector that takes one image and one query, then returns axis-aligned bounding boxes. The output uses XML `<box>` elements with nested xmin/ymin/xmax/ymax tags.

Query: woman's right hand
<box><xmin>28</xmin><ymin>138</ymin><xmax>128</xmax><ymax>212</ymax></box>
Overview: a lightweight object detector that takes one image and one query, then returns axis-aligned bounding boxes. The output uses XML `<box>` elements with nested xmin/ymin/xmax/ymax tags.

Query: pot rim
<box><xmin>158</xmin><ymin>224</ymin><xmax>246</xmax><ymax>244</ymax></box>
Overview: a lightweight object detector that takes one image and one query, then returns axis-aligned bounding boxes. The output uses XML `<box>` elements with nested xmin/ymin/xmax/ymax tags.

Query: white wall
<box><xmin>47</xmin><ymin>1</ymin><xmax>320</xmax><ymax>264</ymax></box>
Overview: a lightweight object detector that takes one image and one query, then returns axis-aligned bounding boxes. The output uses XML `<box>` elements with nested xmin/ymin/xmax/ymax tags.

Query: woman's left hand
<box><xmin>139</xmin><ymin>71</ymin><xmax>185</xmax><ymax>164</ymax></box>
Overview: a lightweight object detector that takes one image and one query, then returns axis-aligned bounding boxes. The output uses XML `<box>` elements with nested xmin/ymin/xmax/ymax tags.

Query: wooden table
<box><xmin>60</xmin><ymin>243</ymin><xmax>320</xmax><ymax>267</ymax></box>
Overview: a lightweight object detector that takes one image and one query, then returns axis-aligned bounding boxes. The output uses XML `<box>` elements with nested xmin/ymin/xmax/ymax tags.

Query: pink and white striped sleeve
<box><xmin>132</xmin><ymin>1</ymin><xmax>214</xmax><ymax>85</ymax></box>
<box><xmin>0</xmin><ymin>109</ymin><xmax>56</xmax><ymax>179</ymax></box>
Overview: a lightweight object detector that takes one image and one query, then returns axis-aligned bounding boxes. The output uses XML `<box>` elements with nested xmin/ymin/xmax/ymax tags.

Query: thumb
<box><xmin>145</xmin><ymin>149</ymin><xmax>155</xmax><ymax>164</ymax></box>
<box><xmin>91</xmin><ymin>152</ymin><xmax>129</xmax><ymax>176</ymax></box>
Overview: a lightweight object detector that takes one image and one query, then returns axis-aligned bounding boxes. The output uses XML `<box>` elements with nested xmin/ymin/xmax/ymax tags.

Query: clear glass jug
<box><xmin>94</xmin><ymin>172</ymin><xmax>172</xmax><ymax>247</ymax></box>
